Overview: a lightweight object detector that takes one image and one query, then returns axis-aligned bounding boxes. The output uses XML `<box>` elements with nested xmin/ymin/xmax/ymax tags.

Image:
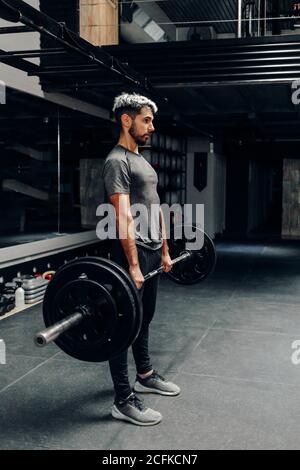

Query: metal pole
<box><xmin>144</xmin><ymin>251</ymin><xmax>191</xmax><ymax>281</ymax></box>
<box><xmin>249</xmin><ymin>4</ymin><xmax>253</xmax><ymax>36</ymax></box>
<box><xmin>263</xmin><ymin>0</ymin><xmax>267</xmax><ymax>36</ymax></box>
<box><xmin>238</xmin><ymin>0</ymin><xmax>243</xmax><ymax>38</ymax></box>
<box><xmin>57</xmin><ymin>107</ymin><xmax>61</xmax><ymax>235</ymax></box>
<box><xmin>34</xmin><ymin>312</ymin><xmax>83</xmax><ymax>347</ymax></box>
<box><xmin>258</xmin><ymin>0</ymin><xmax>261</xmax><ymax>36</ymax></box>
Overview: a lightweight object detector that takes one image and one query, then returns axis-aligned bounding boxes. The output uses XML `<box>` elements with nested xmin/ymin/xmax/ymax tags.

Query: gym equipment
<box><xmin>34</xmin><ymin>226</ymin><xmax>216</xmax><ymax>362</ymax></box>
<box><xmin>167</xmin><ymin>226</ymin><xmax>217</xmax><ymax>284</ymax></box>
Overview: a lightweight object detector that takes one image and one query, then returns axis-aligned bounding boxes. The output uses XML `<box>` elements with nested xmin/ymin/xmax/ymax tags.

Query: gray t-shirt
<box><xmin>102</xmin><ymin>144</ymin><xmax>162</xmax><ymax>250</ymax></box>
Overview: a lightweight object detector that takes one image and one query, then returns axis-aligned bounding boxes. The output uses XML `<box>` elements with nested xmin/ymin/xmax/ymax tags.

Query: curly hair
<box><xmin>113</xmin><ymin>92</ymin><xmax>158</xmax><ymax>124</ymax></box>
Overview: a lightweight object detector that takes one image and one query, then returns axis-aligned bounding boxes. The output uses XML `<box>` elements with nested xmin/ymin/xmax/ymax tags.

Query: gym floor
<box><xmin>1</xmin><ymin>241</ymin><xmax>300</xmax><ymax>450</ymax></box>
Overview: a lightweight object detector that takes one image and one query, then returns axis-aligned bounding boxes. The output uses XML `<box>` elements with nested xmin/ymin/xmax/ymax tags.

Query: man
<box><xmin>102</xmin><ymin>92</ymin><xmax>180</xmax><ymax>426</ymax></box>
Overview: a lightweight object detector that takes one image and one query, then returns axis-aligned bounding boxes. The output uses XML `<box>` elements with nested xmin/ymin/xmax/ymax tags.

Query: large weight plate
<box><xmin>59</xmin><ymin>257</ymin><xmax>143</xmax><ymax>346</ymax></box>
<box><xmin>90</xmin><ymin>257</ymin><xmax>143</xmax><ymax>347</ymax></box>
<box><xmin>43</xmin><ymin>258</ymin><xmax>137</xmax><ymax>362</ymax></box>
<box><xmin>52</xmin><ymin>279</ymin><xmax>118</xmax><ymax>360</ymax></box>
<box><xmin>166</xmin><ymin>225</ymin><xmax>217</xmax><ymax>285</ymax></box>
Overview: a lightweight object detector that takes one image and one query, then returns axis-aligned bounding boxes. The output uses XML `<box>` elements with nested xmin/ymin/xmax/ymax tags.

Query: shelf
<box><xmin>0</xmin><ymin>300</ymin><xmax>42</xmax><ymax>321</ymax></box>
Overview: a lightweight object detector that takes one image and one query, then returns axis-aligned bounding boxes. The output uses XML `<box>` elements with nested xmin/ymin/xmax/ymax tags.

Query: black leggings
<box><xmin>109</xmin><ymin>240</ymin><xmax>162</xmax><ymax>401</ymax></box>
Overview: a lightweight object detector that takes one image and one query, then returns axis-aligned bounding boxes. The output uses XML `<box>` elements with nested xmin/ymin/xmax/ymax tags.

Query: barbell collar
<box><xmin>34</xmin><ymin>312</ymin><xmax>83</xmax><ymax>347</ymax></box>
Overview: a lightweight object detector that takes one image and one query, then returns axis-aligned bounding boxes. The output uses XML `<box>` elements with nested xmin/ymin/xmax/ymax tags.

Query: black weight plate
<box><xmin>59</xmin><ymin>257</ymin><xmax>143</xmax><ymax>346</ymax></box>
<box><xmin>89</xmin><ymin>257</ymin><xmax>143</xmax><ymax>347</ymax></box>
<box><xmin>55</xmin><ymin>257</ymin><xmax>143</xmax><ymax>346</ymax></box>
<box><xmin>166</xmin><ymin>225</ymin><xmax>217</xmax><ymax>285</ymax></box>
<box><xmin>43</xmin><ymin>258</ymin><xmax>136</xmax><ymax>362</ymax></box>
<box><xmin>43</xmin><ymin>260</ymin><xmax>135</xmax><ymax>361</ymax></box>
<box><xmin>52</xmin><ymin>279</ymin><xmax>118</xmax><ymax>360</ymax></box>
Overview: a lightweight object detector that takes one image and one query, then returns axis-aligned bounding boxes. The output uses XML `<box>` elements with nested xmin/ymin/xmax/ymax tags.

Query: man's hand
<box><xmin>129</xmin><ymin>265</ymin><xmax>145</xmax><ymax>290</ymax></box>
<box><xmin>161</xmin><ymin>252</ymin><xmax>173</xmax><ymax>273</ymax></box>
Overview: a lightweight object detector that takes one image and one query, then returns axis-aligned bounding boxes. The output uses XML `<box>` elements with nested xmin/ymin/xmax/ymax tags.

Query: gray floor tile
<box><xmin>214</xmin><ymin>299</ymin><xmax>300</xmax><ymax>335</ymax></box>
<box><xmin>155</xmin><ymin>298</ymin><xmax>221</xmax><ymax>329</ymax></box>
<box><xmin>184</xmin><ymin>328</ymin><xmax>300</xmax><ymax>386</ymax></box>
<box><xmin>148</xmin><ymin>324</ymin><xmax>208</xmax><ymax>374</ymax></box>
<box><xmin>120</xmin><ymin>375</ymin><xmax>300</xmax><ymax>450</ymax></box>
<box><xmin>0</xmin><ymin>358</ymin><xmax>117</xmax><ymax>450</ymax></box>
<box><xmin>0</xmin><ymin>306</ymin><xmax>58</xmax><ymax>359</ymax></box>
<box><xmin>0</xmin><ymin>354</ymin><xmax>47</xmax><ymax>392</ymax></box>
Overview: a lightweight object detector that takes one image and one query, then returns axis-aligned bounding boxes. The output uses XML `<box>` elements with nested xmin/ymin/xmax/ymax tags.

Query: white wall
<box><xmin>186</xmin><ymin>137</ymin><xmax>226</xmax><ymax>238</ymax></box>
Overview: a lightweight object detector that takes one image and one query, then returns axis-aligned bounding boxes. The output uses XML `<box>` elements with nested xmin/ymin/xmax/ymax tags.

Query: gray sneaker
<box><xmin>134</xmin><ymin>371</ymin><xmax>181</xmax><ymax>396</ymax></box>
<box><xmin>111</xmin><ymin>393</ymin><xmax>162</xmax><ymax>426</ymax></box>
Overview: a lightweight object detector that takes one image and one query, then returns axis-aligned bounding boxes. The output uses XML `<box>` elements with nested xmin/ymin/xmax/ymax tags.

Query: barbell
<box><xmin>34</xmin><ymin>226</ymin><xmax>216</xmax><ymax>363</ymax></box>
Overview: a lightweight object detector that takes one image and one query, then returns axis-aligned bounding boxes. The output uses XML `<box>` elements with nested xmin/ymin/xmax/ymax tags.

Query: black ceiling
<box><xmin>36</xmin><ymin>0</ymin><xmax>299</xmax><ymax>37</ymax></box>
<box><xmin>2</xmin><ymin>0</ymin><xmax>300</xmax><ymax>143</ymax></box>
<box><xmin>39</xmin><ymin>0</ymin><xmax>79</xmax><ymax>32</ymax></box>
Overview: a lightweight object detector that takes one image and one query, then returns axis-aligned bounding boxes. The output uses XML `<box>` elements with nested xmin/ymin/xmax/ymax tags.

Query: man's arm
<box><xmin>110</xmin><ymin>193</ymin><xmax>144</xmax><ymax>289</ymax></box>
<box><xmin>160</xmin><ymin>208</ymin><xmax>173</xmax><ymax>273</ymax></box>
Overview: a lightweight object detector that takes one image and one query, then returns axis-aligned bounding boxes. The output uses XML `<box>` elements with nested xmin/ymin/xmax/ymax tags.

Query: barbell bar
<box><xmin>144</xmin><ymin>251</ymin><xmax>190</xmax><ymax>281</ymax></box>
<box><xmin>35</xmin><ymin>312</ymin><xmax>83</xmax><ymax>347</ymax></box>
<box><xmin>35</xmin><ymin>250</ymin><xmax>192</xmax><ymax>348</ymax></box>
<box><xmin>34</xmin><ymin>226</ymin><xmax>217</xmax><ymax>362</ymax></box>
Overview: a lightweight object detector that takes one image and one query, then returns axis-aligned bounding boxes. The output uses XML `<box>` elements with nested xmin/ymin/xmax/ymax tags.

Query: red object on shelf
<box><xmin>42</xmin><ymin>271</ymin><xmax>56</xmax><ymax>281</ymax></box>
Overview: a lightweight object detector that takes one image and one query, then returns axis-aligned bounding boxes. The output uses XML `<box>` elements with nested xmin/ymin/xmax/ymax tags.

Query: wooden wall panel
<box><xmin>282</xmin><ymin>159</ymin><xmax>300</xmax><ymax>239</ymax></box>
<box><xmin>80</xmin><ymin>0</ymin><xmax>119</xmax><ymax>46</ymax></box>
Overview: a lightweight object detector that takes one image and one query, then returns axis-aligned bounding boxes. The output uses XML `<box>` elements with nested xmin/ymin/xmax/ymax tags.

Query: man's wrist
<box><xmin>129</xmin><ymin>262</ymin><xmax>139</xmax><ymax>268</ymax></box>
<box><xmin>162</xmin><ymin>243</ymin><xmax>169</xmax><ymax>255</ymax></box>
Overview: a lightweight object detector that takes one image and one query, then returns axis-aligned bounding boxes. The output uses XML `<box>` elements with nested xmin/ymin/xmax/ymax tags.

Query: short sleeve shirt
<box><xmin>102</xmin><ymin>144</ymin><xmax>162</xmax><ymax>250</ymax></box>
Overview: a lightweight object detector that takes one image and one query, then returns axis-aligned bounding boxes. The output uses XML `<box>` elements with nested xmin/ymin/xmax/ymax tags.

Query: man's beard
<box><xmin>129</xmin><ymin>123</ymin><xmax>149</xmax><ymax>146</ymax></box>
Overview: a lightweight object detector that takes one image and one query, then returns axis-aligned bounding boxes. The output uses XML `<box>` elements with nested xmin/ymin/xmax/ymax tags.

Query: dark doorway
<box><xmin>225</xmin><ymin>142</ymin><xmax>283</xmax><ymax>240</ymax></box>
<box><xmin>247</xmin><ymin>158</ymin><xmax>283</xmax><ymax>238</ymax></box>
